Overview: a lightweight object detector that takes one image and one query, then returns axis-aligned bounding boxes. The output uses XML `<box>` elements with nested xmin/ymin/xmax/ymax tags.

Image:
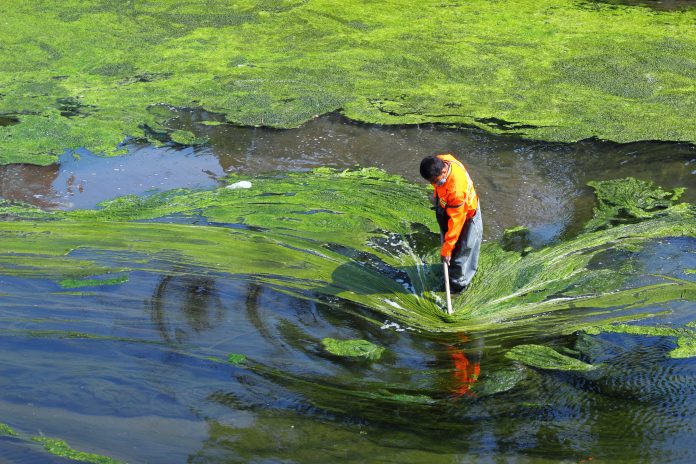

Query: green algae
<box><xmin>7</xmin><ymin>420</ymin><xmax>123</xmax><ymax>461</ymax></box>
<box><xmin>59</xmin><ymin>275</ymin><xmax>129</xmax><ymax>289</ymax></box>
<box><xmin>31</xmin><ymin>437</ymin><xmax>122</xmax><ymax>464</ymax></box>
<box><xmin>584</xmin><ymin>323</ymin><xmax>696</xmax><ymax>359</ymax></box>
<box><xmin>321</xmin><ymin>338</ymin><xmax>385</xmax><ymax>361</ymax></box>
<box><xmin>506</xmin><ymin>344</ymin><xmax>598</xmax><ymax>371</ymax></box>
<box><xmin>0</xmin><ymin>169</ymin><xmax>696</xmax><ymax>342</ymax></box>
<box><xmin>672</xmin><ymin>334</ymin><xmax>696</xmax><ymax>358</ymax></box>
<box><xmin>369</xmin><ymin>390</ymin><xmax>434</xmax><ymax>405</ymax></box>
<box><xmin>212</xmin><ymin>353</ymin><xmax>437</xmax><ymax>414</ymax></box>
<box><xmin>169</xmin><ymin>129</ymin><xmax>209</xmax><ymax>146</ymax></box>
<box><xmin>2</xmin><ymin>1</ymin><xmax>696</xmax><ymax>164</ymax></box>
<box><xmin>0</xmin><ymin>170</ymin><xmax>692</xmax><ymax>340</ymax></box>
<box><xmin>0</xmin><ymin>422</ymin><xmax>18</xmax><ymax>436</ymax></box>
<box><xmin>227</xmin><ymin>353</ymin><xmax>248</xmax><ymax>366</ymax></box>
<box><xmin>471</xmin><ymin>367</ymin><xmax>527</xmax><ymax>396</ymax></box>
<box><xmin>501</xmin><ymin>226</ymin><xmax>532</xmax><ymax>254</ymax></box>
<box><xmin>584</xmin><ymin>177</ymin><xmax>689</xmax><ymax>232</ymax></box>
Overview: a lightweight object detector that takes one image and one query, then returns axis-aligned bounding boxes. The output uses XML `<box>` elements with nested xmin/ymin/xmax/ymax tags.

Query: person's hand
<box><xmin>441</xmin><ymin>255</ymin><xmax>451</xmax><ymax>265</ymax></box>
<box><xmin>430</xmin><ymin>196</ymin><xmax>437</xmax><ymax>210</ymax></box>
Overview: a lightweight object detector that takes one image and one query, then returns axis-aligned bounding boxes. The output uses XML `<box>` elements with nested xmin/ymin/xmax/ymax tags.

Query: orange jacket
<box><xmin>433</xmin><ymin>154</ymin><xmax>478</xmax><ymax>257</ymax></box>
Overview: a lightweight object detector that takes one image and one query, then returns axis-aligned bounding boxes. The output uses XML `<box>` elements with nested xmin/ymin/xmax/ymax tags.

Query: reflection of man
<box><xmin>446</xmin><ymin>333</ymin><xmax>481</xmax><ymax>396</ymax></box>
<box><xmin>448</xmin><ymin>343</ymin><xmax>480</xmax><ymax>396</ymax></box>
<box><xmin>420</xmin><ymin>154</ymin><xmax>482</xmax><ymax>292</ymax></box>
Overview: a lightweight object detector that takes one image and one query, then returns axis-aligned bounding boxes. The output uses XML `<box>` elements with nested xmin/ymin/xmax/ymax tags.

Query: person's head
<box><xmin>420</xmin><ymin>155</ymin><xmax>447</xmax><ymax>185</ymax></box>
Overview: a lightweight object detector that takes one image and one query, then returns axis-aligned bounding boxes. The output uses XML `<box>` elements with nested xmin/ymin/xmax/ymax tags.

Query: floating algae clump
<box><xmin>1</xmin><ymin>425</ymin><xmax>120</xmax><ymax>463</ymax></box>
<box><xmin>472</xmin><ymin>367</ymin><xmax>527</xmax><ymax>396</ymax></box>
<box><xmin>0</xmin><ymin>422</ymin><xmax>17</xmax><ymax>436</ymax></box>
<box><xmin>59</xmin><ymin>275</ymin><xmax>129</xmax><ymax>289</ymax></box>
<box><xmin>322</xmin><ymin>338</ymin><xmax>385</xmax><ymax>360</ymax></box>
<box><xmin>227</xmin><ymin>353</ymin><xmax>248</xmax><ymax>366</ymax></box>
<box><xmin>506</xmin><ymin>345</ymin><xmax>597</xmax><ymax>371</ymax></box>
<box><xmin>169</xmin><ymin>130</ymin><xmax>209</xmax><ymax>146</ymax></box>
<box><xmin>584</xmin><ymin>177</ymin><xmax>688</xmax><ymax>232</ymax></box>
<box><xmin>501</xmin><ymin>226</ymin><xmax>532</xmax><ymax>254</ymax></box>
<box><xmin>32</xmin><ymin>437</ymin><xmax>122</xmax><ymax>464</ymax></box>
<box><xmin>2</xmin><ymin>1</ymin><xmax>696</xmax><ymax>164</ymax></box>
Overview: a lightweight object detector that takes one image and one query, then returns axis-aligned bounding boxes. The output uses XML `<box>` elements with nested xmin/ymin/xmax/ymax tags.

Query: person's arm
<box><xmin>441</xmin><ymin>191</ymin><xmax>469</xmax><ymax>258</ymax></box>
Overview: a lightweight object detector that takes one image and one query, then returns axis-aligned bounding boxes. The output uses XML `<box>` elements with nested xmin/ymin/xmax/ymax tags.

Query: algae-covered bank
<box><xmin>2</xmin><ymin>0</ymin><xmax>696</xmax><ymax>164</ymax></box>
<box><xmin>0</xmin><ymin>169</ymin><xmax>695</xmax><ymax>462</ymax></box>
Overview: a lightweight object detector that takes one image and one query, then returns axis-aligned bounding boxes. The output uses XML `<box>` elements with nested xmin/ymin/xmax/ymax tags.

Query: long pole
<box><xmin>443</xmin><ymin>259</ymin><xmax>453</xmax><ymax>315</ymax></box>
<box><xmin>440</xmin><ymin>232</ymin><xmax>453</xmax><ymax>315</ymax></box>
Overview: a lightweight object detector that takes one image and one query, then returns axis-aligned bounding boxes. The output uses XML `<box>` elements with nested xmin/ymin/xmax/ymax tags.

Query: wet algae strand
<box><xmin>0</xmin><ymin>421</ymin><xmax>122</xmax><ymax>463</ymax></box>
<box><xmin>2</xmin><ymin>0</ymin><xmax>696</xmax><ymax>164</ymax></box>
<box><xmin>32</xmin><ymin>437</ymin><xmax>123</xmax><ymax>464</ymax></box>
<box><xmin>0</xmin><ymin>169</ymin><xmax>693</xmax><ymax>345</ymax></box>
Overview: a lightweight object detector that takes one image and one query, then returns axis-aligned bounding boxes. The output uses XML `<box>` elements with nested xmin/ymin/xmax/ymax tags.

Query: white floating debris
<box><xmin>380</xmin><ymin>319</ymin><xmax>416</xmax><ymax>333</ymax></box>
<box><xmin>380</xmin><ymin>320</ymin><xmax>403</xmax><ymax>331</ymax></box>
<box><xmin>383</xmin><ymin>299</ymin><xmax>404</xmax><ymax>309</ymax></box>
<box><xmin>401</xmin><ymin>283</ymin><xmax>415</xmax><ymax>293</ymax></box>
<box><xmin>226</xmin><ymin>181</ymin><xmax>252</xmax><ymax>190</ymax></box>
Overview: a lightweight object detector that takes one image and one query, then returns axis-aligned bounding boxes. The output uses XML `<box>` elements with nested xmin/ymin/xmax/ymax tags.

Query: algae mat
<box><xmin>0</xmin><ymin>169</ymin><xmax>693</xmax><ymax>337</ymax></box>
<box><xmin>2</xmin><ymin>0</ymin><xmax>696</xmax><ymax>165</ymax></box>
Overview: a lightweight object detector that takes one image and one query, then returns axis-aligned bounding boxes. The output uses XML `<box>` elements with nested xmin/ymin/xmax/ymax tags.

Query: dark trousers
<box><xmin>437</xmin><ymin>206</ymin><xmax>483</xmax><ymax>288</ymax></box>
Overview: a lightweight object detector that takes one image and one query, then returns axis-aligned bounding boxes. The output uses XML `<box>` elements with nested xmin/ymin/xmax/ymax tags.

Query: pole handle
<box><xmin>443</xmin><ymin>260</ymin><xmax>453</xmax><ymax>315</ymax></box>
<box><xmin>440</xmin><ymin>231</ymin><xmax>453</xmax><ymax>315</ymax></box>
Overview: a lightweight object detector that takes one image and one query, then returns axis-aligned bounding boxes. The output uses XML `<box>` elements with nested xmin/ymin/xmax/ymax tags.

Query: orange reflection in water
<box><xmin>447</xmin><ymin>334</ymin><xmax>481</xmax><ymax>397</ymax></box>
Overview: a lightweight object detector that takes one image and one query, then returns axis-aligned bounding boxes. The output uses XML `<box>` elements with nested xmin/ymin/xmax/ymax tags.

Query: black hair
<box><xmin>419</xmin><ymin>156</ymin><xmax>445</xmax><ymax>180</ymax></box>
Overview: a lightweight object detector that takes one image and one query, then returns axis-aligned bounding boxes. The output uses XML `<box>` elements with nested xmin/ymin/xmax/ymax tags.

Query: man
<box><xmin>419</xmin><ymin>154</ymin><xmax>482</xmax><ymax>292</ymax></box>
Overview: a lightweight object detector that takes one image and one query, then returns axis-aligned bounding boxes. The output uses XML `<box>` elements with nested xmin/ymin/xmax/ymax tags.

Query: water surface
<box><xmin>0</xmin><ymin>114</ymin><xmax>694</xmax><ymax>463</ymax></box>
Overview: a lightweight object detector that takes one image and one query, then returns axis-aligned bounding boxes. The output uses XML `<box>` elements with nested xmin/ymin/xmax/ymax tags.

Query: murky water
<box><xmin>1</xmin><ymin>114</ymin><xmax>695</xmax><ymax>463</ymax></box>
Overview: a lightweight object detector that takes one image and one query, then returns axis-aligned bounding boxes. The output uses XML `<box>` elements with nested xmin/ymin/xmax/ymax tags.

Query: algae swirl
<box><xmin>2</xmin><ymin>0</ymin><xmax>696</xmax><ymax>164</ymax></box>
<box><xmin>0</xmin><ymin>169</ymin><xmax>693</xmax><ymax>348</ymax></box>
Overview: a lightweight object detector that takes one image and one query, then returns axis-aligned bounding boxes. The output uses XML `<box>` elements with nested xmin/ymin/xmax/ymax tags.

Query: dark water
<box><xmin>1</xmin><ymin>114</ymin><xmax>695</xmax><ymax>463</ymax></box>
